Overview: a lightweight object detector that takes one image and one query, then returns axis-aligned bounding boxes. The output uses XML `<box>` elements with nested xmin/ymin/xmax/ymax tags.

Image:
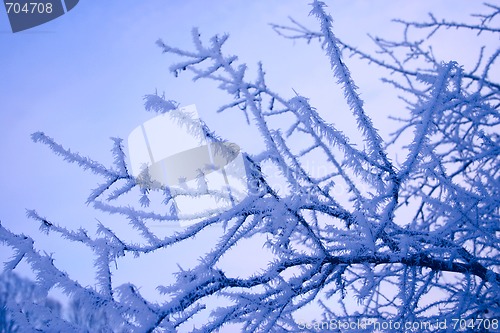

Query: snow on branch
<box><xmin>1</xmin><ymin>2</ymin><xmax>498</xmax><ymax>331</ymax></box>
<box><xmin>310</xmin><ymin>1</ymin><xmax>393</xmax><ymax>173</ymax></box>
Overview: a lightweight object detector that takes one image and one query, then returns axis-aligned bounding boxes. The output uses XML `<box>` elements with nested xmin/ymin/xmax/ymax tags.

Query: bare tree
<box><xmin>0</xmin><ymin>1</ymin><xmax>498</xmax><ymax>332</ymax></box>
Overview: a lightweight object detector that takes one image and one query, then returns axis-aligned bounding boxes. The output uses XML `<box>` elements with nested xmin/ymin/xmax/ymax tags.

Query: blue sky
<box><xmin>0</xmin><ymin>0</ymin><xmax>492</xmax><ymax>318</ymax></box>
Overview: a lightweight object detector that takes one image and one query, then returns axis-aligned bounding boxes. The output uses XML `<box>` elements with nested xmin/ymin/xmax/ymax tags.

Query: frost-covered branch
<box><xmin>1</xmin><ymin>2</ymin><xmax>499</xmax><ymax>332</ymax></box>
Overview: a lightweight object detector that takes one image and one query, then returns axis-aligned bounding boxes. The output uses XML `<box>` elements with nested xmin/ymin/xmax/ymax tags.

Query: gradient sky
<box><xmin>0</xmin><ymin>0</ymin><xmax>493</xmax><ymax>324</ymax></box>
